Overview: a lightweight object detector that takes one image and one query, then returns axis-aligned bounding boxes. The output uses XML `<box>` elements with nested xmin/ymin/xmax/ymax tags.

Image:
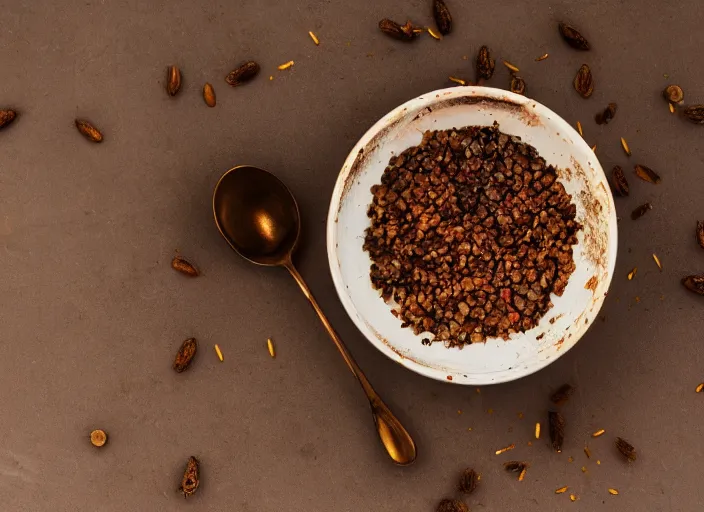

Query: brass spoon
<box><xmin>213</xmin><ymin>165</ymin><xmax>417</xmax><ymax>466</ymax></box>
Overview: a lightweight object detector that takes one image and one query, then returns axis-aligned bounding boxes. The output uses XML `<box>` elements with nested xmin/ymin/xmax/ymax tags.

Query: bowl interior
<box><xmin>327</xmin><ymin>87</ymin><xmax>617</xmax><ymax>385</ymax></box>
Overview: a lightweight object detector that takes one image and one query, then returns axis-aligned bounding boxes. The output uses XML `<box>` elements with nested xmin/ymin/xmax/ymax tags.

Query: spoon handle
<box><xmin>285</xmin><ymin>261</ymin><xmax>417</xmax><ymax>466</ymax></box>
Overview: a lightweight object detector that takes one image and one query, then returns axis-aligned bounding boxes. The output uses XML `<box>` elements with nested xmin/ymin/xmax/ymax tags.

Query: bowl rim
<box><xmin>325</xmin><ymin>86</ymin><xmax>618</xmax><ymax>385</ymax></box>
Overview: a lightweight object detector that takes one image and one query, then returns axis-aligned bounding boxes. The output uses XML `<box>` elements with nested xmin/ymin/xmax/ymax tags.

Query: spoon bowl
<box><xmin>213</xmin><ymin>165</ymin><xmax>300</xmax><ymax>266</ymax></box>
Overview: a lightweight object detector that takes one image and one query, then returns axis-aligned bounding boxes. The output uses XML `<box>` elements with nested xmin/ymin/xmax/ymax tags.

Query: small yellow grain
<box><xmin>518</xmin><ymin>467</ymin><xmax>527</xmax><ymax>481</ymax></box>
<box><xmin>503</xmin><ymin>60</ymin><xmax>520</xmax><ymax>73</ymax></box>
<box><xmin>576</xmin><ymin>121</ymin><xmax>583</xmax><ymax>137</ymax></box>
<box><xmin>608</xmin><ymin>488</ymin><xmax>619</xmax><ymax>495</ymax></box>
<box><xmin>278</xmin><ymin>60</ymin><xmax>294</xmax><ymax>70</ymax></box>
<box><xmin>621</xmin><ymin>137</ymin><xmax>631</xmax><ymax>156</ymax></box>
<box><xmin>467</xmin><ymin>427</ymin><xmax>473</xmax><ymax>431</ymax></box>
<box><xmin>267</xmin><ymin>338</ymin><xmax>276</xmax><ymax>358</ymax></box>
<box><xmin>535</xmin><ymin>422</ymin><xmax>541</xmax><ymax>439</ymax></box>
<box><xmin>669</xmin><ymin>102</ymin><xmax>675</xmax><ymax>113</ymax></box>
<box><xmin>427</xmin><ymin>28</ymin><xmax>442</xmax><ymax>40</ymax></box>
<box><xmin>653</xmin><ymin>254</ymin><xmax>662</xmax><ymax>270</ymax></box>
<box><xmin>592</xmin><ymin>429</ymin><xmax>605</xmax><ymax>437</ymax></box>
<box><xmin>570</xmin><ymin>494</ymin><xmax>578</xmax><ymax>502</ymax></box>
<box><xmin>597</xmin><ymin>460</ymin><xmax>601</xmax><ymax>465</ymax></box>
<box><xmin>628</xmin><ymin>267</ymin><xmax>637</xmax><ymax>280</ymax></box>
<box><xmin>214</xmin><ymin>344</ymin><xmax>224</xmax><ymax>362</ymax></box>
<box><xmin>696</xmin><ymin>383</ymin><xmax>704</xmax><ymax>393</ymax></box>
<box><xmin>269</xmin><ymin>75</ymin><xmax>274</xmax><ymax>81</ymax></box>
<box><xmin>457</xmin><ymin>409</ymin><xmax>462</xmax><ymax>415</ymax></box>
<box><xmin>581</xmin><ymin>466</ymin><xmax>587</xmax><ymax>473</ymax></box>
<box><xmin>555</xmin><ymin>486</ymin><xmax>568</xmax><ymax>494</ymax></box>
<box><xmin>584</xmin><ymin>446</ymin><xmax>591</xmax><ymax>458</ymax></box>
<box><xmin>535</xmin><ymin>53</ymin><xmax>549</xmax><ymax>61</ymax></box>
<box><xmin>568</xmin><ymin>456</ymin><xmax>574</xmax><ymax>463</ymax></box>
<box><xmin>635</xmin><ymin>296</ymin><xmax>641</xmax><ymax>303</ymax></box>
<box><xmin>449</xmin><ymin>76</ymin><xmax>467</xmax><ymax>86</ymax></box>
<box><xmin>308</xmin><ymin>31</ymin><xmax>320</xmax><ymax>45</ymax></box>
<box><xmin>495</xmin><ymin>443</ymin><xmax>516</xmax><ymax>455</ymax></box>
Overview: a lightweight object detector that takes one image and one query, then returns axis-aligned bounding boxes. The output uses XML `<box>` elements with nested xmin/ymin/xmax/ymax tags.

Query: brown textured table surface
<box><xmin>1</xmin><ymin>1</ymin><xmax>703</xmax><ymax>511</ymax></box>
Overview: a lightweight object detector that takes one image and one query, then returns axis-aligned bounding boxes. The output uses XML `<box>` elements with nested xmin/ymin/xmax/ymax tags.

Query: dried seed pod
<box><xmin>696</xmin><ymin>221</ymin><xmax>704</xmax><ymax>249</ymax></box>
<box><xmin>510</xmin><ymin>75</ymin><xmax>526</xmax><ymax>95</ymax></box>
<box><xmin>558</xmin><ymin>22</ymin><xmax>590</xmax><ymax>50</ymax></box>
<box><xmin>378</xmin><ymin>19</ymin><xmax>419</xmax><ymax>41</ymax></box>
<box><xmin>225</xmin><ymin>61</ymin><xmax>260</xmax><ymax>87</ymax></box>
<box><xmin>173</xmin><ymin>338</ymin><xmax>197</xmax><ymax>373</ymax></box>
<box><xmin>682</xmin><ymin>275</ymin><xmax>704</xmax><ymax>296</ymax></box>
<box><xmin>0</xmin><ymin>109</ymin><xmax>17</xmax><ymax>130</ymax></box>
<box><xmin>203</xmin><ymin>83</ymin><xmax>216</xmax><ymax>107</ymax></box>
<box><xmin>683</xmin><ymin>105</ymin><xmax>704</xmax><ymax>124</ymax></box>
<box><xmin>595</xmin><ymin>103</ymin><xmax>617</xmax><ymax>124</ymax></box>
<box><xmin>550</xmin><ymin>383</ymin><xmax>574</xmax><ymax>405</ymax></box>
<box><xmin>166</xmin><ymin>66</ymin><xmax>181</xmax><ymax>96</ymax></box>
<box><xmin>663</xmin><ymin>85</ymin><xmax>684</xmax><ymax>104</ymax></box>
<box><xmin>436</xmin><ymin>499</ymin><xmax>469</xmax><ymax>512</ymax></box>
<box><xmin>90</xmin><ymin>429</ymin><xmax>108</xmax><ymax>447</ymax></box>
<box><xmin>573</xmin><ymin>64</ymin><xmax>594</xmax><ymax>98</ymax></box>
<box><xmin>631</xmin><ymin>202</ymin><xmax>652</xmax><ymax>220</ymax></box>
<box><xmin>615</xmin><ymin>437</ymin><xmax>637</xmax><ymax>462</ymax></box>
<box><xmin>172</xmin><ymin>256</ymin><xmax>199</xmax><ymax>276</ymax></box>
<box><xmin>179</xmin><ymin>456</ymin><xmax>200</xmax><ymax>497</ymax></box>
<box><xmin>75</xmin><ymin>119</ymin><xmax>103</xmax><ymax>143</ymax></box>
<box><xmin>476</xmin><ymin>46</ymin><xmax>495</xmax><ymax>80</ymax></box>
<box><xmin>634</xmin><ymin>164</ymin><xmax>661</xmax><ymax>184</ymax></box>
<box><xmin>433</xmin><ymin>0</ymin><xmax>453</xmax><ymax>35</ymax></box>
<box><xmin>457</xmin><ymin>468</ymin><xmax>478</xmax><ymax>494</ymax></box>
<box><xmin>548</xmin><ymin>411</ymin><xmax>565</xmax><ymax>452</ymax></box>
<box><xmin>611</xmin><ymin>166</ymin><xmax>629</xmax><ymax>196</ymax></box>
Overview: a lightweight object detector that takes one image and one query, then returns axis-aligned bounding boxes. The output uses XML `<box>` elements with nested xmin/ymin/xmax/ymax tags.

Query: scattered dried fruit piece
<box><xmin>267</xmin><ymin>337</ymin><xmax>276</xmax><ymax>358</ymax></box>
<box><xmin>592</xmin><ymin>429</ymin><xmax>605</xmax><ymax>437</ymax></box>
<box><xmin>166</xmin><ymin>65</ymin><xmax>181</xmax><ymax>96</ymax></box>
<box><xmin>476</xmin><ymin>45</ymin><xmax>495</xmax><ymax>80</ymax></box>
<box><xmin>172</xmin><ymin>256</ymin><xmax>199</xmax><ymax>276</ymax></box>
<box><xmin>432</xmin><ymin>0</ymin><xmax>453</xmax><ymax>35</ymax></box>
<box><xmin>535</xmin><ymin>53</ymin><xmax>549</xmax><ymax>61</ymax></box>
<box><xmin>627</xmin><ymin>268</ymin><xmax>637</xmax><ymax>280</ymax></box>
<box><xmin>549</xmin><ymin>411</ymin><xmax>565</xmax><ymax>452</ymax></box>
<box><xmin>652</xmin><ymin>254</ymin><xmax>662</xmax><ymax>270</ymax></box>
<box><xmin>631</xmin><ymin>203</ymin><xmax>652</xmax><ymax>220</ymax></box>
<box><xmin>214</xmin><ymin>344</ymin><xmax>223</xmax><ymax>362</ymax></box>
<box><xmin>611</xmin><ymin>166</ymin><xmax>629</xmax><ymax>196</ymax></box>
<box><xmin>308</xmin><ymin>31</ymin><xmax>320</xmax><ymax>45</ymax></box>
<box><xmin>449</xmin><ymin>76</ymin><xmax>467</xmax><ymax>86</ymax></box>
<box><xmin>503</xmin><ymin>60</ymin><xmax>520</xmax><ymax>73</ymax></box>
<box><xmin>683</xmin><ymin>105</ymin><xmax>704</xmax><ymax>124</ymax></box>
<box><xmin>682</xmin><ymin>275</ymin><xmax>704</xmax><ymax>296</ymax></box>
<box><xmin>663</xmin><ymin>85</ymin><xmax>684</xmax><ymax>104</ymax></box>
<box><xmin>203</xmin><ymin>83</ymin><xmax>216</xmax><ymax>107</ymax></box>
<box><xmin>696</xmin><ymin>383</ymin><xmax>704</xmax><ymax>393</ymax></box>
<box><xmin>576</xmin><ymin>121</ymin><xmax>583</xmax><ymax>136</ymax></box>
<box><xmin>225</xmin><ymin>61</ymin><xmax>260</xmax><ymax>86</ymax></box>
<box><xmin>535</xmin><ymin>422</ymin><xmax>541</xmax><ymax>439</ymax></box>
<box><xmin>458</xmin><ymin>468</ymin><xmax>478</xmax><ymax>494</ymax></box>
<box><xmin>559</xmin><ymin>23</ymin><xmax>590</xmax><ymax>50</ymax></box>
<box><xmin>615</xmin><ymin>437</ymin><xmax>636</xmax><ymax>461</ymax></box>
<box><xmin>75</xmin><ymin>119</ymin><xmax>103</xmax><ymax>143</ymax></box>
<box><xmin>378</xmin><ymin>19</ymin><xmax>420</xmax><ymax>41</ymax></box>
<box><xmin>277</xmin><ymin>60</ymin><xmax>294</xmax><ymax>70</ymax></box>
<box><xmin>634</xmin><ymin>164</ymin><xmax>661</xmax><ymax>184</ymax></box>
<box><xmin>555</xmin><ymin>486</ymin><xmax>568</xmax><ymax>494</ymax></box>
<box><xmin>550</xmin><ymin>383</ymin><xmax>574</xmax><ymax>405</ymax></box>
<box><xmin>696</xmin><ymin>221</ymin><xmax>704</xmax><ymax>249</ymax></box>
<box><xmin>0</xmin><ymin>109</ymin><xmax>17</xmax><ymax>130</ymax></box>
<box><xmin>574</xmin><ymin>64</ymin><xmax>594</xmax><ymax>98</ymax></box>
<box><xmin>179</xmin><ymin>456</ymin><xmax>200</xmax><ymax>498</ymax></box>
<box><xmin>595</xmin><ymin>103</ymin><xmax>617</xmax><ymax>124</ymax></box>
<box><xmin>496</xmin><ymin>443</ymin><xmax>516</xmax><ymax>455</ymax></box>
<box><xmin>608</xmin><ymin>488</ymin><xmax>619</xmax><ymax>495</ymax></box>
<box><xmin>510</xmin><ymin>75</ymin><xmax>526</xmax><ymax>95</ymax></box>
<box><xmin>90</xmin><ymin>429</ymin><xmax>108</xmax><ymax>447</ymax></box>
<box><xmin>620</xmin><ymin>137</ymin><xmax>631</xmax><ymax>156</ymax></box>
<box><xmin>173</xmin><ymin>338</ymin><xmax>197</xmax><ymax>373</ymax></box>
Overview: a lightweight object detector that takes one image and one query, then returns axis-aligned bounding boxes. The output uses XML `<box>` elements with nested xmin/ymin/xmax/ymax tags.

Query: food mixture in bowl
<box><xmin>363</xmin><ymin>123</ymin><xmax>582</xmax><ymax>346</ymax></box>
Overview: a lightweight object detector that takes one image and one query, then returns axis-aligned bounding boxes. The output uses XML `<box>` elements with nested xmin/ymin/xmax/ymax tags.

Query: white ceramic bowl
<box><xmin>326</xmin><ymin>87</ymin><xmax>617</xmax><ymax>385</ymax></box>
